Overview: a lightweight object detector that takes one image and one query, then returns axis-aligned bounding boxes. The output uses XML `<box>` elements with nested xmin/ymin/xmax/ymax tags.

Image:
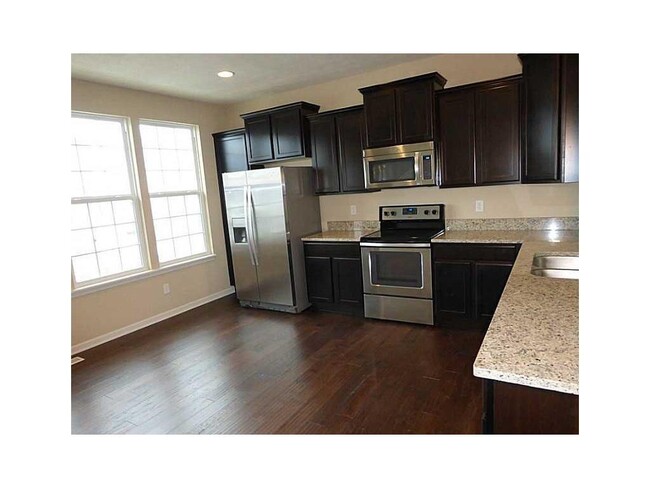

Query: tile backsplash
<box><xmin>327</xmin><ymin>217</ymin><xmax>578</xmax><ymax>232</ymax></box>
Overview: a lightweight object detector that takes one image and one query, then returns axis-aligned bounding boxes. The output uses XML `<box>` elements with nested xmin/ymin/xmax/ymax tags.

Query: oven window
<box><xmin>368</xmin><ymin>157</ymin><xmax>416</xmax><ymax>183</ymax></box>
<box><xmin>370</xmin><ymin>251</ymin><xmax>422</xmax><ymax>288</ymax></box>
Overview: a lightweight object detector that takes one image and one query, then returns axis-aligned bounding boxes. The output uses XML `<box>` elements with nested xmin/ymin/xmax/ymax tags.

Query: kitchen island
<box><xmin>433</xmin><ymin>229</ymin><xmax>579</xmax><ymax>433</ymax></box>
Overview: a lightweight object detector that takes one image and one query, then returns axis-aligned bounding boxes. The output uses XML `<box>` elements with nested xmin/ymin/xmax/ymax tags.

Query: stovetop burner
<box><xmin>361</xmin><ymin>228</ymin><xmax>444</xmax><ymax>243</ymax></box>
<box><xmin>360</xmin><ymin>204</ymin><xmax>445</xmax><ymax>244</ymax></box>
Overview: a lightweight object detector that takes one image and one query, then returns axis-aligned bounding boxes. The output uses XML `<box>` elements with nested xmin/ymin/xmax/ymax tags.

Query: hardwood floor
<box><xmin>72</xmin><ymin>295</ymin><xmax>486</xmax><ymax>434</ymax></box>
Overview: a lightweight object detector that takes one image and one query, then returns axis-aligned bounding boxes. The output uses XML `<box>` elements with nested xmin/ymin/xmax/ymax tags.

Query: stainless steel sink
<box><xmin>530</xmin><ymin>253</ymin><xmax>579</xmax><ymax>280</ymax></box>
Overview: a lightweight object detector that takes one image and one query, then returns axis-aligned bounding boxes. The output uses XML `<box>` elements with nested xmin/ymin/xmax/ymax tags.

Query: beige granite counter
<box><xmin>301</xmin><ymin>230</ymin><xmax>375</xmax><ymax>242</ymax></box>
<box><xmin>432</xmin><ymin>230</ymin><xmax>579</xmax><ymax>395</ymax></box>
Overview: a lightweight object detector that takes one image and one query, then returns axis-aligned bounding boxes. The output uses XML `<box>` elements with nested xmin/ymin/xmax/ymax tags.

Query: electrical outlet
<box><xmin>475</xmin><ymin>200</ymin><xmax>484</xmax><ymax>212</ymax></box>
<box><xmin>163</xmin><ymin>283</ymin><xmax>171</xmax><ymax>295</ymax></box>
<box><xmin>350</xmin><ymin>205</ymin><xmax>357</xmax><ymax>216</ymax></box>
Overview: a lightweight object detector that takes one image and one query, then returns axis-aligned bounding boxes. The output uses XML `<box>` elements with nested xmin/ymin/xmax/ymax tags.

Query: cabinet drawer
<box><xmin>432</xmin><ymin>243</ymin><xmax>520</xmax><ymax>263</ymax></box>
<box><xmin>304</xmin><ymin>242</ymin><xmax>361</xmax><ymax>259</ymax></box>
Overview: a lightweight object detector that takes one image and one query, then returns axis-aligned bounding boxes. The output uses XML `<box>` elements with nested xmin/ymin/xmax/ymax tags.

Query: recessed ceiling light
<box><xmin>217</xmin><ymin>71</ymin><xmax>235</xmax><ymax>78</ymax></box>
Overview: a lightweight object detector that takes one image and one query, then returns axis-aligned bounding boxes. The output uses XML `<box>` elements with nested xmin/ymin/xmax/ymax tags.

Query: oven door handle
<box><xmin>360</xmin><ymin>242</ymin><xmax>431</xmax><ymax>248</ymax></box>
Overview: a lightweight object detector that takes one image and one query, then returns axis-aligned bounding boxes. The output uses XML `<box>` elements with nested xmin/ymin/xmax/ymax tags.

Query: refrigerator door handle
<box><xmin>243</xmin><ymin>185</ymin><xmax>256</xmax><ymax>266</ymax></box>
<box><xmin>246</xmin><ymin>185</ymin><xmax>260</xmax><ymax>266</ymax></box>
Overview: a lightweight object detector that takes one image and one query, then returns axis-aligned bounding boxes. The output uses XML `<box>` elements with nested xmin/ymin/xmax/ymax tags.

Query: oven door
<box><xmin>360</xmin><ymin>244</ymin><xmax>432</xmax><ymax>299</ymax></box>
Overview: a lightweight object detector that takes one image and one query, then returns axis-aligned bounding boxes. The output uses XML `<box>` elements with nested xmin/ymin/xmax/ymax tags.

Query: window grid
<box><xmin>72</xmin><ymin>200</ymin><xmax>144</xmax><ymax>282</ymax></box>
<box><xmin>71</xmin><ymin>113</ymin><xmax>148</xmax><ymax>286</ymax></box>
<box><xmin>151</xmin><ymin>194</ymin><xmax>207</xmax><ymax>264</ymax></box>
<box><xmin>140</xmin><ymin>120</ymin><xmax>211</xmax><ymax>265</ymax></box>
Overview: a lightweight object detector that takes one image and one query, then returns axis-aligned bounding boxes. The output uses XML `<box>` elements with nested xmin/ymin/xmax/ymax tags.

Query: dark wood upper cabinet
<box><xmin>336</xmin><ymin>108</ymin><xmax>366</xmax><ymax>193</ymax></box>
<box><xmin>560</xmin><ymin>54</ymin><xmax>579</xmax><ymax>182</ymax></box>
<box><xmin>308</xmin><ymin>106</ymin><xmax>372</xmax><ymax>194</ymax></box>
<box><xmin>519</xmin><ymin>54</ymin><xmax>578</xmax><ymax>183</ymax></box>
<box><xmin>437</xmin><ymin>89</ymin><xmax>476</xmax><ymax>187</ymax></box>
<box><xmin>475</xmin><ymin>79</ymin><xmax>521</xmax><ymax>185</ymax></box>
<box><xmin>244</xmin><ymin>115</ymin><xmax>273</xmax><ymax>163</ymax></box>
<box><xmin>241</xmin><ymin>102</ymin><xmax>320</xmax><ymax>164</ymax></box>
<box><xmin>362</xmin><ymin>88</ymin><xmax>397</xmax><ymax>148</ymax></box>
<box><xmin>309</xmin><ymin>115</ymin><xmax>340</xmax><ymax>194</ymax></box>
<box><xmin>213</xmin><ymin>129</ymin><xmax>248</xmax><ymax>174</ymax></box>
<box><xmin>271</xmin><ymin>109</ymin><xmax>304</xmax><ymax>159</ymax></box>
<box><xmin>359</xmin><ymin>72</ymin><xmax>447</xmax><ymax>149</ymax></box>
<box><xmin>397</xmin><ymin>80</ymin><xmax>434</xmax><ymax>144</ymax></box>
<box><xmin>437</xmin><ymin>76</ymin><xmax>521</xmax><ymax>188</ymax></box>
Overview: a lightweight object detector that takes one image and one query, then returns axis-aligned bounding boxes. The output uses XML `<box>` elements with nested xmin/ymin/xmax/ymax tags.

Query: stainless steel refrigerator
<box><xmin>222</xmin><ymin>166</ymin><xmax>321</xmax><ymax>313</ymax></box>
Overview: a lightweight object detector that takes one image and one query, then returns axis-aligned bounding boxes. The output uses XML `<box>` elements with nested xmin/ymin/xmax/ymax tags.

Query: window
<box><xmin>139</xmin><ymin>121</ymin><xmax>210</xmax><ymax>264</ymax></box>
<box><xmin>71</xmin><ymin>113</ymin><xmax>147</xmax><ymax>285</ymax></box>
<box><xmin>71</xmin><ymin>112</ymin><xmax>213</xmax><ymax>292</ymax></box>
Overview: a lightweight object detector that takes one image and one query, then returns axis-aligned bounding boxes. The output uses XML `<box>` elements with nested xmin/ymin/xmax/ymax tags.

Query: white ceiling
<box><xmin>71</xmin><ymin>53</ymin><xmax>434</xmax><ymax>104</ymax></box>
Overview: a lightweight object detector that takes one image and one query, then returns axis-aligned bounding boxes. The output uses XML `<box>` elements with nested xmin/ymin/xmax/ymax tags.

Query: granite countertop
<box><xmin>433</xmin><ymin>229</ymin><xmax>579</xmax><ymax>395</ymax></box>
<box><xmin>301</xmin><ymin>230</ymin><xmax>375</xmax><ymax>242</ymax></box>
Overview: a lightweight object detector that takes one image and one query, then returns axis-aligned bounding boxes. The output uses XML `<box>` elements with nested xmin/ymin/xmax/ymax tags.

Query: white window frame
<box><xmin>71</xmin><ymin>112</ymin><xmax>150</xmax><ymax>288</ymax></box>
<box><xmin>139</xmin><ymin>118</ymin><xmax>213</xmax><ymax>267</ymax></box>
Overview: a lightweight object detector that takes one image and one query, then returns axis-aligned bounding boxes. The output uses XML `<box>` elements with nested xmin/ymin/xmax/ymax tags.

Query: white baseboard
<box><xmin>71</xmin><ymin>286</ymin><xmax>235</xmax><ymax>355</ymax></box>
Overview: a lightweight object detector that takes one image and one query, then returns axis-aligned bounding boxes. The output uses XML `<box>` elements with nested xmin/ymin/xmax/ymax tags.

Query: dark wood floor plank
<box><xmin>72</xmin><ymin>295</ymin><xmax>485</xmax><ymax>434</ymax></box>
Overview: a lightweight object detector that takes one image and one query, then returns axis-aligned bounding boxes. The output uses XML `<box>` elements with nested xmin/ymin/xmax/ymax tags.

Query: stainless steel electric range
<box><xmin>360</xmin><ymin>204</ymin><xmax>445</xmax><ymax>325</ymax></box>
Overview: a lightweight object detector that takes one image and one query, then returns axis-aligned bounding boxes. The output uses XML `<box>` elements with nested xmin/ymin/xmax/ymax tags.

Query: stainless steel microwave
<box><xmin>363</xmin><ymin>141</ymin><xmax>436</xmax><ymax>190</ymax></box>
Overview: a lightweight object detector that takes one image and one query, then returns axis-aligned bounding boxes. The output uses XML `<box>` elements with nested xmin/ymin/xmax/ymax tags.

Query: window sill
<box><xmin>71</xmin><ymin>254</ymin><xmax>217</xmax><ymax>298</ymax></box>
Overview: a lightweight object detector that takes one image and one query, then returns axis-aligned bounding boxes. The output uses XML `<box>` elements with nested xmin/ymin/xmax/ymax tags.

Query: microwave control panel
<box><xmin>379</xmin><ymin>204</ymin><xmax>443</xmax><ymax>221</ymax></box>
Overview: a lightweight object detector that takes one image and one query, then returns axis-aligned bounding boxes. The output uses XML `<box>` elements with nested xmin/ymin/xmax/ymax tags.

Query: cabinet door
<box><xmin>214</xmin><ymin>131</ymin><xmax>248</xmax><ymax>173</ymax></box>
<box><xmin>363</xmin><ymin>88</ymin><xmax>398</xmax><ymax>148</ymax></box>
<box><xmin>437</xmin><ymin>90</ymin><xmax>476</xmax><ymax>187</ymax></box>
<box><xmin>434</xmin><ymin>261</ymin><xmax>473</xmax><ymax>324</ymax></box>
<box><xmin>336</xmin><ymin>109</ymin><xmax>366</xmax><ymax>192</ymax></box>
<box><xmin>245</xmin><ymin>115</ymin><xmax>274</xmax><ymax>163</ymax></box>
<box><xmin>310</xmin><ymin>115</ymin><xmax>340</xmax><ymax>193</ymax></box>
<box><xmin>397</xmin><ymin>80</ymin><xmax>433</xmax><ymax>144</ymax></box>
<box><xmin>332</xmin><ymin>257</ymin><xmax>363</xmax><ymax>305</ymax></box>
<box><xmin>560</xmin><ymin>54</ymin><xmax>579</xmax><ymax>183</ymax></box>
<box><xmin>475</xmin><ymin>80</ymin><xmax>521</xmax><ymax>185</ymax></box>
<box><xmin>474</xmin><ymin>262</ymin><xmax>513</xmax><ymax>321</ymax></box>
<box><xmin>305</xmin><ymin>256</ymin><xmax>334</xmax><ymax>303</ymax></box>
<box><xmin>271</xmin><ymin>109</ymin><xmax>304</xmax><ymax>159</ymax></box>
<box><xmin>520</xmin><ymin>54</ymin><xmax>561</xmax><ymax>182</ymax></box>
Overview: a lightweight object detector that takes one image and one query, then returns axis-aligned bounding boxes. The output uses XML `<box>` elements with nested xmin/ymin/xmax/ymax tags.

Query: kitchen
<box><xmin>71</xmin><ymin>54</ymin><xmax>579</xmax><ymax>438</ymax></box>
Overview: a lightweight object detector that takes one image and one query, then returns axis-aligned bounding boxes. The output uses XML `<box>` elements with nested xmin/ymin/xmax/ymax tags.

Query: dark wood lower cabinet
<box><xmin>305</xmin><ymin>256</ymin><xmax>334</xmax><ymax>303</ymax></box>
<box><xmin>433</xmin><ymin>244</ymin><xmax>520</xmax><ymax>329</ymax></box>
<box><xmin>475</xmin><ymin>262</ymin><xmax>513</xmax><ymax>320</ymax></box>
<box><xmin>304</xmin><ymin>242</ymin><xmax>364</xmax><ymax>316</ymax></box>
<box><xmin>434</xmin><ymin>260</ymin><xmax>473</xmax><ymax>324</ymax></box>
<box><xmin>483</xmin><ymin>379</ymin><xmax>579</xmax><ymax>434</ymax></box>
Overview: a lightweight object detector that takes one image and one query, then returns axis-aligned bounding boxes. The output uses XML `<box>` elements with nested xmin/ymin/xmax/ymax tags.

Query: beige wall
<box><xmin>71</xmin><ymin>79</ymin><xmax>233</xmax><ymax>349</ymax></box>
<box><xmin>222</xmin><ymin>54</ymin><xmax>578</xmax><ymax>227</ymax></box>
<box><xmin>319</xmin><ymin>183</ymin><xmax>578</xmax><ymax>226</ymax></box>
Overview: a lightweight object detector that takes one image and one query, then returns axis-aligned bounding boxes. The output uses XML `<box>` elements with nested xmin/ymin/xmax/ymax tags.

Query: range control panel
<box><xmin>379</xmin><ymin>204</ymin><xmax>443</xmax><ymax>221</ymax></box>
